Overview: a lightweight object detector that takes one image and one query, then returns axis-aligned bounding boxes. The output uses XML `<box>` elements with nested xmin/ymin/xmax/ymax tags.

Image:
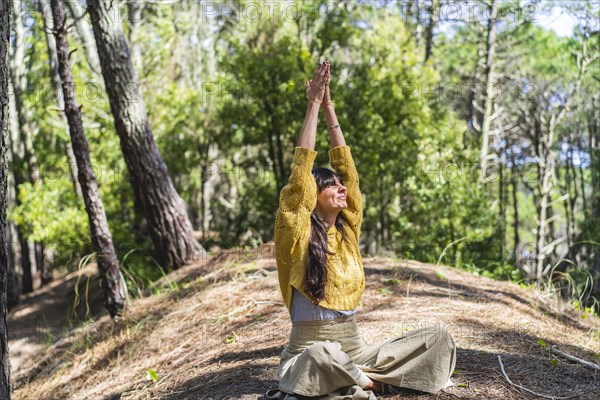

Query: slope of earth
<box><xmin>10</xmin><ymin>242</ymin><xmax>600</xmax><ymax>400</ymax></box>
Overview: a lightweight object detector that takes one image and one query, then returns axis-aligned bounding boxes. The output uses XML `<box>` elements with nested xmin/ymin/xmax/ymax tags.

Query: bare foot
<box><xmin>363</xmin><ymin>378</ymin><xmax>384</xmax><ymax>394</ymax></box>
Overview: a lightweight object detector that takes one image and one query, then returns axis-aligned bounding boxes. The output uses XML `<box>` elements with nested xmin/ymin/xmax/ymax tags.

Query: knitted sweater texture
<box><xmin>274</xmin><ymin>145</ymin><xmax>364</xmax><ymax>312</ymax></box>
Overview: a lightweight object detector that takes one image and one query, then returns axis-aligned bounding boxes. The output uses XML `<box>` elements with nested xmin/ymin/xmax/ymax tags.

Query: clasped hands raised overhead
<box><xmin>306</xmin><ymin>61</ymin><xmax>333</xmax><ymax>109</ymax></box>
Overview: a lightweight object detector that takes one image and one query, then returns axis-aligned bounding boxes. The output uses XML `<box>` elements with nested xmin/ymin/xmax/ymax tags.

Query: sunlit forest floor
<box><xmin>8</xmin><ymin>243</ymin><xmax>600</xmax><ymax>400</ymax></box>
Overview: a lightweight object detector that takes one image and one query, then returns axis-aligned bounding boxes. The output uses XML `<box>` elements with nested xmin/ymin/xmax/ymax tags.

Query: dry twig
<box><xmin>550</xmin><ymin>345</ymin><xmax>600</xmax><ymax>371</ymax></box>
<box><xmin>497</xmin><ymin>355</ymin><xmax>599</xmax><ymax>399</ymax></box>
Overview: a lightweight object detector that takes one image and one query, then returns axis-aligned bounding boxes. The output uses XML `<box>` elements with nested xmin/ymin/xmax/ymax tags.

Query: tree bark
<box><xmin>379</xmin><ymin>174</ymin><xmax>389</xmax><ymax>251</ymax></box>
<box><xmin>64</xmin><ymin>0</ymin><xmax>102</xmax><ymax>74</ymax></box>
<box><xmin>412</xmin><ymin>0</ymin><xmax>423</xmax><ymax>47</ymax></box>
<box><xmin>87</xmin><ymin>0</ymin><xmax>205</xmax><ymax>269</ymax></box>
<box><xmin>264</xmin><ymin>100</ymin><xmax>282</xmax><ymax>192</ymax></box>
<box><xmin>35</xmin><ymin>242</ymin><xmax>52</xmax><ymax>286</ymax></box>
<box><xmin>467</xmin><ymin>24</ymin><xmax>485</xmax><ymax>146</ymax></box>
<box><xmin>7</xmin><ymin>81</ymin><xmax>32</xmax><ymax>294</ymax></box>
<box><xmin>589</xmin><ymin>94</ymin><xmax>600</xmax><ymax>298</ymax></box>
<box><xmin>0</xmin><ymin>0</ymin><xmax>13</xmax><ymax>395</ymax></box>
<box><xmin>9</xmin><ymin>0</ymin><xmax>39</xmax><ymax>185</ymax></box>
<box><xmin>510</xmin><ymin>146</ymin><xmax>519</xmax><ymax>265</ymax></box>
<box><xmin>590</xmin><ymin>94</ymin><xmax>599</xmax><ymax>221</ymax></box>
<box><xmin>479</xmin><ymin>0</ymin><xmax>498</xmax><ymax>172</ymax></box>
<box><xmin>567</xmin><ymin>142</ymin><xmax>578</xmax><ymax>240</ymax></box>
<box><xmin>576</xmin><ymin>133</ymin><xmax>587</xmax><ymax>216</ymax></box>
<box><xmin>498</xmin><ymin>152</ymin><xmax>506</xmax><ymax>261</ymax></box>
<box><xmin>556</xmin><ymin>136</ymin><xmax>577</xmax><ymax>250</ymax></box>
<box><xmin>10</xmin><ymin>0</ymin><xmax>46</xmax><ymax>289</ymax></box>
<box><xmin>126</xmin><ymin>0</ymin><xmax>144</xmax><ymax>75</ymax></box>
<box><xmin>424</xmin><ymin>0</ymin><xmax>438</xmax><ymax>62</ymax></box>
<box><xmin>534</xmin><ymin>118</ymin><xmax>557</xmax><ymax>279</ymax></box>
<box><xmin>6</xmin><ymin>259</ymin><xmax>19</xmax><ymax>312</ymax></box>
<box><xmin>39</xmin><ymin>0</ymin><xmax>83</xmax><ymax>199</ymax></box>
<box><xmin>51</xmin><ymin>0</ymin><xmax>128</xmax><ymax>317</ymax></box>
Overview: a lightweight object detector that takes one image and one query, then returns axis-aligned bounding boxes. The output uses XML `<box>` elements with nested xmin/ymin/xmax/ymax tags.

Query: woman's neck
<box><xmin>315</xmin><ymin>209</ymin><xmax>337</xmax><ymax>228</ymax></box>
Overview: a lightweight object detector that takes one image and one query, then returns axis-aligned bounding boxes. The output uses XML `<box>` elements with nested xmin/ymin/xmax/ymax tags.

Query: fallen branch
<box><xmin>550</xmin><ymin>345</ymin><xmax>600</xmax><ymax>371</ymax></box>
<box><xmin>497</xmin><ymin>355</ymin><xmax>598</xmax><ymax>399</ymax></box>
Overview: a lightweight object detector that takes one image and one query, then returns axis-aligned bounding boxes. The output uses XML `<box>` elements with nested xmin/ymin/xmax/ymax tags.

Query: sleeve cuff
<box><xmin>355</xmin><ymin>370</ymin><xmax>373</xmax><ymax>388</ymax></box>
<box><xmin>328</xmin><ymin>145</ymin><xmax>351</xmax><ymax>165</ymax></box>
<box><xmin>294</xmin><ymin>146</ymin><xmax>318</xmax><ymax>166</ymax></box>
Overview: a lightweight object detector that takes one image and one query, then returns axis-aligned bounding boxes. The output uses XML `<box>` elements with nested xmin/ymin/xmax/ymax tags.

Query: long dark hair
<box><xmin>305</xmin><ymin>167</ymin><xmax>348</xmax><ymax>304</ymax></box>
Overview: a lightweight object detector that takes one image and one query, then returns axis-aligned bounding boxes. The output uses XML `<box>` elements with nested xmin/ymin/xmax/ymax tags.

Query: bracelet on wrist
<box><xmin>328</xmin><ymin>124</ymin><xmax>340</xmax><ymax>131</ymax></box>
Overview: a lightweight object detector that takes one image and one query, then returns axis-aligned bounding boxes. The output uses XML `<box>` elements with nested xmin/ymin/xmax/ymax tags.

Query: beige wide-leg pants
<box><xmin>264</xmin><ymin>314</ymin><xmax>456</xmax><ymax>399</ymax></box>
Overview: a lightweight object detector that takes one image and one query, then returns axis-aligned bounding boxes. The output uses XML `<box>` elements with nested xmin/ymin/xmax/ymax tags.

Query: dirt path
<box><xmin>8</xmin><ymin>263</ymin><xmax>103</xmax><ymax>371</ymax></box>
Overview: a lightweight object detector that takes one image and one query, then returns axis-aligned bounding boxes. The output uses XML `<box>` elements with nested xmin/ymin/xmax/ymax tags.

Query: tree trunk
<box><xmin>546</xmin><ymin>192</ymin><xmax>557</xmax><ymax>260</ymax></box>
<box><xmin>126</xmin><ymin>0</ymin><xmax>144</xmax><ymax>74</ymax></box>
<box><xmin>592</xmin><ymin>253</ymin><xmax>600</xmax><ymax>303</ymax></box>
<box><xmin>264</xmin><ymin>98</ymin><xmax>283</xmax><ymax>192</ymax></box>
<box><xmin>0</xmin><ymin>0</ymin><xmax>14</xmax><ymax>395</ymax></box>
<box><xmin>589</xmin><ymin>94</ymin><xmax>599</xmax><ymax>220</ymax></box>
<box><xmin>39</xmin><ymin>0</ymin><xmax>83</xmax><ymax>199</ymax></box>
<box><xmin>535</xmin><ymin>127</ymin><xmax>555</xmax><ymax>279</ymax></box>
<box><xmin>424</xmin><ymin>0</ymin><xmax>438</xmax><ymax>62</ymax></box>
<box><xmin>64</xmin><ymin>0</ymin><xmax>101</xmax><ymax>74</ymax></box>
<box><xmin>36</xmin><ymin>242</ymin><xmax>52</xmax><ymax>286</ymax></box>
<box><xmin>498</xmin><ymin>155</ymin><xmax>506</xmax><ymax>261</ymax></box>
<box><xmin>7</xmin><ymin>81</ymin><xmax>32</xmax><ymax>294</ymax></box>
<box><xmin>590</xmin><ymin>94</ymin><xmax>600</xmax><ymax>299</ymax></box>
<box><xmin>413</xmin><ymin>0</ymin><xmax>423</xmax><ymax>47</ymax></box>
<box><xmin>556</xmin><ymin>137</ymin><xmax>577</xmax><ymax>250</ymax></box>
<box><xmin>51</xmin><ymin>0</ymin><xmax>128</xmax><ymax>317</ymax></box>
<box><xmin>576</xmin><ymin>133</ymin><xmax>587</xmax><ymax>216</ymax></box>
<box><xmin>10</xmin><ymin>0</ymin><xmax>39</xmax><ymax>185</ymax></box>
<box><xmin>510</xmin><ymin>147</ymin><xmax>519</xmax><ymax>265</ymax></box>
<box><xmin>467</xmin><ymin>25</ymin><xmax>485</xmax><ymax>147</ymax></box>
<box><xmin>379</xmin><ymin>175</ymin><xmax>387</xmax><ymax>251</ymax></box>
<box><xmin>87</xmin><ymin>0</ymin><xmax>205</xmax><ymax>269</ymax></box>
<box><xmin>200</xmin><ymin>143</ymin><xmax>218</xmax><ymax>240</ymax></box>
<box><xmin>10</xmin><ymin>0</ymin><xmax>46</xmax><ymax>288</ymax></box>
<box><xmin>6</xmin><ymin>185</ymin><xmax>18</xmax><ymax>285</ymax></box>
<box><xmin>6</xmin><ymin>258</ymin><xmax>19</xmax><ymax>312</ymax></box>
<box><xmin>5</xmin><ymin>211</ymin><xmax>19</xmax><ymax>311</ymax></box>
<box><xmin>566</xmin><ymin>147</ymin><xmax>575</xmax><ymax>247</ymax></box>
<box><xmin>567</xmin><ymin>142</ymin><xmax>578</xmax><ymax>240</ymax></box>
<box><xmin>479</xmin><ymin>0</ymin><xmax>498</xmax><ymax>171</ymax></box>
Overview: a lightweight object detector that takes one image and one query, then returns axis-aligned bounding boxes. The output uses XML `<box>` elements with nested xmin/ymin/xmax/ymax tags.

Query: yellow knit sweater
<box><xmin>274</xmin><ymin>145</ymin><xmax>365</xmax><ymax>312</ymax></box>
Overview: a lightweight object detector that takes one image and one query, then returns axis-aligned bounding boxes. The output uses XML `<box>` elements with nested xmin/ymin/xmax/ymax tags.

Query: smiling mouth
<box><xmin>338</xmin><ymin>197</ymin><xmax>347</xmax><ymax>201</ymax></box>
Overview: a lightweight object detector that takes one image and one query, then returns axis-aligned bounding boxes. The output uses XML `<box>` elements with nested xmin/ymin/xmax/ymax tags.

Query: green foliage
<box><xmin>464</xmin><ymin>261</ymin><xmax>527</xmax><ymax>283</ymax></box>
<box><xmin>146</xmin><ymin>369</ymin><xmax>159</xmax><ymax>382</ymax></box>
<box><xmin>71</xmin><ymin>253</ymin><xmax>96</xmax><ymax>321</ymax></box>
<box><xmin>546</xmin><ymin>259</ymin><xmax>600</xmax><ymax>313</ymax></box>
<box><xmin>119</xmin><ymin>249</ymin><xmax>172</xmax><ymax>297</ymax></box>
<box><xmin>9</xmin><ymin>181</ymin><xmax>89</xmax><ymax>266</ymax></box>
<box><xmin>224</xmin><ymin>331</ymin><xmax>237</xmax><ymax>344</ymax></box>
<box><xmin>572</xmin><ymin>300</ymin><xmax>599</xmax><ymax>319</ymax></box>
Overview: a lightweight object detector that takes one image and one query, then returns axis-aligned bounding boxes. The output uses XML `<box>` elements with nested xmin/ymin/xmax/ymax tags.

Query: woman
<box><xmin>265</xmin><ymin>61</ymin><xmax>456</xmax><ymax>400</ymax></box>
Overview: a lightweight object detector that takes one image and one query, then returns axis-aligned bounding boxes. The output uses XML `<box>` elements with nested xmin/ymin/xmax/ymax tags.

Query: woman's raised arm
<box><xmin>278</xmin><ymin>61</ymin><xmax>329</xmax><ymax>212</ymax></box>
<box><xmin>275</xmin><ymin>62</ymin><xmax>329</xmax><ymax>255</ymax></box>
<box><xmin>321</xmin><ymin>70</ymin><xmax>345</xmax><ymax>148</ymax></box>
<box><xmin>322</xmin><ymin>63</ymin><xmax>363</xmax><ymax>237</ymax></box>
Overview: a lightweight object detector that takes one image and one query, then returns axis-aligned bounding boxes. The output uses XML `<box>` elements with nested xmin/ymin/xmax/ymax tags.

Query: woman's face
<box><xmin>316</xmin><ymin>178</ymin><xmax>348</xmax><ymax>213</ymax></box>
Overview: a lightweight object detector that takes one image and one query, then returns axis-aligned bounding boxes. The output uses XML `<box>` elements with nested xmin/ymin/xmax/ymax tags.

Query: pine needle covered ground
<box><xmin>8</xmin><ymin>243</ymin><xmax>600</xmax><ymax>400</ymax></box>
